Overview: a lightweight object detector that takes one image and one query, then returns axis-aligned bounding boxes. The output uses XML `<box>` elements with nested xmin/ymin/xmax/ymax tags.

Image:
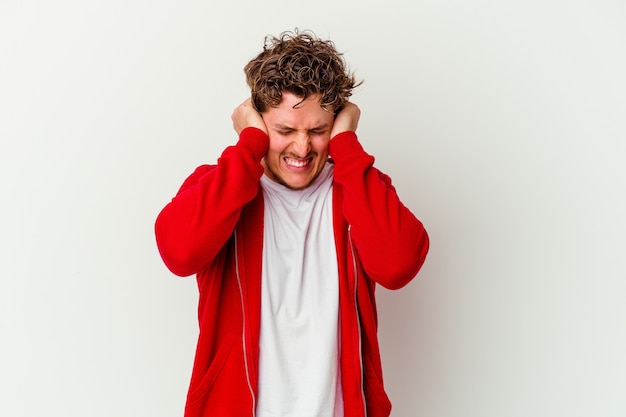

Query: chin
<box><xmin>281</xmin><ymin>178</ymin><xmax>314</xmax><ymax>190</ymax></box>
<box><xmin>264</xmin><ymin>166</ymin><xmax>317</xmax><ymax>190</ymax></box>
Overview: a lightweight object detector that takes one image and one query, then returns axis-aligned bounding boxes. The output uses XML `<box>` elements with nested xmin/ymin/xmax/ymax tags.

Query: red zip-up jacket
<box><xmin>155</xmin><ymin>127</ymin><xmax>429</xmax><ymax>417</ymax></box>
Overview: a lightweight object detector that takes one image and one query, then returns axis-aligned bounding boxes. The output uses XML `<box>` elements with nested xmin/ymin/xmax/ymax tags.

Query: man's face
<box><xmin>261</xmin><ymin>92</ymin><xmax>334</xmax><ymax>190</ymax></box>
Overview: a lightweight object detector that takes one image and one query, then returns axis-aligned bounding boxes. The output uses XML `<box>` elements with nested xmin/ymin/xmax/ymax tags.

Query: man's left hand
<box><xmin>331</xmin><ymin>102</ymin><xmax>360</xmax><ymax>138</ymax></box>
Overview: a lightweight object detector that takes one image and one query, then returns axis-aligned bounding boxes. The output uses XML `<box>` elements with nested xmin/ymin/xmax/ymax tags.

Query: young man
<box><xmin>155</xmin><ymin>30</ymin><xmax>429</xmax><ymax>417</ymax></box>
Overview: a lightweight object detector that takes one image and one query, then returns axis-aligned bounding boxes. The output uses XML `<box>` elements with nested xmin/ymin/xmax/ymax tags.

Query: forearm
<box><xmin>155</xmin><ymin>127</ymin><xmax>268</xmax><ymax>276</ymax></box>
<box><xmin>330</xmin><ymin>131</ymin><xmax>429</xmax><ymax>289</ymax></box>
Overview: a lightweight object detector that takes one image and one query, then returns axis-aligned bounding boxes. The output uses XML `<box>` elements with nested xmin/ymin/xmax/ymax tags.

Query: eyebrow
<box><xmin>272</xmin><ymin>123</ymin><xmax>331</xmax><ymax>132</ymax></box>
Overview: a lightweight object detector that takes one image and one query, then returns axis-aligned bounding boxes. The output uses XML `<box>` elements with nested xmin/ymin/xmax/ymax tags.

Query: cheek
<box><xmin>267</xmin><ymin>136</ymin><xmax>287</xmax><ymax>155</ymax></box>
<box><xmin>312</xmin><ymin>137</ymin><xmax>331</xmax><ymax>154</ymax></box>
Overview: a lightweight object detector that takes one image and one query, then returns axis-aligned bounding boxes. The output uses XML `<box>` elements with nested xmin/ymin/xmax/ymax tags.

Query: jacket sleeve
<box><xmin>329</xmin><ymin>131</ymin><xmax>429</xmax><ymax>290</ymax></box>
<box><xmin>154</xmin><ymin>127</ymin><xmax>269</xmax><ymax>277</ymax></box>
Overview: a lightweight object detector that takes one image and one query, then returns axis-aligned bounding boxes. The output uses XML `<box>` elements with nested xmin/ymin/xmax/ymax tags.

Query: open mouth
<box><xmin>284</xmin><ymin>156</ymin><xmax>313</xmax><ymax>168</ymax></box>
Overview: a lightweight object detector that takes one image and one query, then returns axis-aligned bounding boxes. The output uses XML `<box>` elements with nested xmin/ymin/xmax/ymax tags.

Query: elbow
<box><xmin>155</xmin><ymin>238</ymin><xmax>198</xmax><ymax>278</ymax></box>
<box><xmin>157</xmin><ymin>246</ymin><xmax>199</xmax><ymax>278</ymax></box>
<box><xmin>375</xmin><ymin>228</ymin><xmax>430</xmax><ymax>290</ymax></box>
<box><xmin>154</xmin><ymin>218</ymin><xmax>199</xmax><ymax>278</ymax></box>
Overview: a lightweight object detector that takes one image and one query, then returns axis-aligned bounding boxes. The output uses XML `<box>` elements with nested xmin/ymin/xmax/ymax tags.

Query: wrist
<box><xmin>238</xmin><ymin>127</ymin><xmax>269</xmax><ymax>161</ymax></box>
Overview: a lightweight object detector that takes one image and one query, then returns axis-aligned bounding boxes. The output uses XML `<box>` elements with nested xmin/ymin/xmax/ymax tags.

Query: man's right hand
<box><xmin>231</xmin><ymin>98</ymin><xmax>268</xmax><ymax>135</ymax></box>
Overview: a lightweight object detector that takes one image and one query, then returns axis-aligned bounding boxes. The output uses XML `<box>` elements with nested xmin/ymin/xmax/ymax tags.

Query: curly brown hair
<box><xmin>244</xmin><ymin>30</ymin><xmax>361</xmax><ymax>114</ymax></box>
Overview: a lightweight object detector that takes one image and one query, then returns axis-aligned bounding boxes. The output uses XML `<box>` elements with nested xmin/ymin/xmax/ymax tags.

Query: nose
<box><xmin>292</xmin><ymin>132</ymin><xmax>311</xmax><ymax>157</ymax></box>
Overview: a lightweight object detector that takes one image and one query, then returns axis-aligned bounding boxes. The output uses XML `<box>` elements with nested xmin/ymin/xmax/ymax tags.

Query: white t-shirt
<box><xmin>257</xmin><ymin>163</ymin><xmax>343</xmax><ymax>417</ymax></box>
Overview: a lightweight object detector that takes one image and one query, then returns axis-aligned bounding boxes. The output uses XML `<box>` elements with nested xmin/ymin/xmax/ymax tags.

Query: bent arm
<box><xmin>155</xmin><ymin>127</ymin><xmax>269</xmax><ymax>276</ymax></box>
<box><xmin>330</xmin><ymin>132</ymin><xmax>429</xmax><ymax>289</ymax></box>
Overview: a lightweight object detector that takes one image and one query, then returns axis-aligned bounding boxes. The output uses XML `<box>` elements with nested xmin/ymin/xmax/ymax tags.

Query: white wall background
<box><xmin>1</xmin><ymin>0</ymin><xmax>625</xmax><ymax>416</ymax></box>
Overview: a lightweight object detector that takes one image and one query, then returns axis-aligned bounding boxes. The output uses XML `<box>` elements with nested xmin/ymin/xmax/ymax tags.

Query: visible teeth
<box><xmin>285</xmin><ymin>157</ymin><xmax>310</xmax><ymax>167</ymax></box>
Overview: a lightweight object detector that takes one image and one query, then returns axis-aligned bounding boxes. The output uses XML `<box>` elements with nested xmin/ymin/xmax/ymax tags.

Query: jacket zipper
<box><xmin>234</xmin><ymin>224</ymin><xmax>363</xmax><ymax>416</ymax></box>
<box><xmin>348</xmin><ymin>225</ymin><xmax>367</xmax><ymax>415</ymax></box>
<box><xmin>234</xmin><ymin>228</ymin><xmax>257</xmax><ymax>416</ymax></box>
